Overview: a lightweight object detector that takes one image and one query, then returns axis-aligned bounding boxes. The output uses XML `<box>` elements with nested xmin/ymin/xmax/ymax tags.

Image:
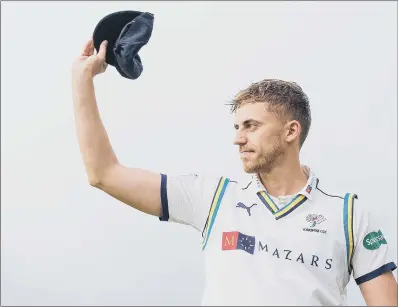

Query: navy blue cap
<box><xmin>93</xmin><ymin>10</ymin><xmax>154</xmax><ymax>80</ymax></box>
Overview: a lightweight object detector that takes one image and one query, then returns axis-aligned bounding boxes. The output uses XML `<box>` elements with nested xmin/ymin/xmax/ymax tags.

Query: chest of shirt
<box><xmin>203</xmin><ymin>186</ymin><xmax>349</xmax><ymax>273</ymax></box>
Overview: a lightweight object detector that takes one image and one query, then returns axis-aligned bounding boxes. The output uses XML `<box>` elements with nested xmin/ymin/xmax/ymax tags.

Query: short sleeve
<box><xmin>158</xmin><ymin>173</ymin><xmax>224</xmax><ymax>233</ymax></box>
<box><xmin>351</xmin><ymin>202</ymin><xmax>397</xmax><ymax>285</ymax></box>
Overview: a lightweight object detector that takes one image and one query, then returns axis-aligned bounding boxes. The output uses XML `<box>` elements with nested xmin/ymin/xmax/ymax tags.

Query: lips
<box><xmin>240</xmin><ymin>150</ymin><xmax>254</xmax><ymax>158</ymax></box>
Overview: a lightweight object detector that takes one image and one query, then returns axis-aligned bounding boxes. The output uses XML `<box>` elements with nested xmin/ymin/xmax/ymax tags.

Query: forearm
<box><xmin>72</xmin><ymin>71</ymin><xmax>118</xmax><ymax>184</ymax></box>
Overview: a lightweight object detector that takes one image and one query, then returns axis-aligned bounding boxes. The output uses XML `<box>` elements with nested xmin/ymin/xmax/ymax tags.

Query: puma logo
<box><xmin>236</xmin><ymin>202</ymin><xmax>257</xmax><ymax>216</ymax></box>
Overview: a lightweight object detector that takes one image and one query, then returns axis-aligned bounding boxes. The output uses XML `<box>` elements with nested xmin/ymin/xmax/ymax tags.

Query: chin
<box><xmin>241</xmin><ymin>161</ymin><xmax>260</xmax><ymax>174</ymax></box>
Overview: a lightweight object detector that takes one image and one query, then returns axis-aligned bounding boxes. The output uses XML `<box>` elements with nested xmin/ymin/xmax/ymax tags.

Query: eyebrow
<box><xmin>234</xmin><ymin>119</ymin><xmax>262</xmax><ymax>130</ymax></box>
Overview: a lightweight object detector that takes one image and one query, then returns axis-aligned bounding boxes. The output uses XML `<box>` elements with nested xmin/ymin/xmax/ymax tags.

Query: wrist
<box><xmin>73</xmin><ymin>68</ymin><xmax>94</xmax><ymax>85</ymax></box>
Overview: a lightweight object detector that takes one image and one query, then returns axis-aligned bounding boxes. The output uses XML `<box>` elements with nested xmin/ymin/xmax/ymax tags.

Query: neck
<box><xmin>258</xmin><ymin>157</ymin><xmax>308</xmax><ymax>197</ymax></box>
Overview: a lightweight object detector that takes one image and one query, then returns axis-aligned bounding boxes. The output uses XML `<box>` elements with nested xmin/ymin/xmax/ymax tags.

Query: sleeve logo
<box><xmin>363</xmin><ymin>230</ymin><xmax>387</xmax><ymax>250</ymax></box>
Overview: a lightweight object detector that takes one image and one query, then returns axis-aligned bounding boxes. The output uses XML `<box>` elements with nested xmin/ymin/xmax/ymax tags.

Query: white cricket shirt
<box><xmin>159</xmin><ymin>167</ymin><xmax>396</xmax><ymax>305</ymax></box>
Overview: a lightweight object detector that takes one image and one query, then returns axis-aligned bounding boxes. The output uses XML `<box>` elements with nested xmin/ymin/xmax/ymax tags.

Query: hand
<box><xmin>72</xmin><ymin>39</ymin><xmax>108</xmax><ymax>79</ymax></box>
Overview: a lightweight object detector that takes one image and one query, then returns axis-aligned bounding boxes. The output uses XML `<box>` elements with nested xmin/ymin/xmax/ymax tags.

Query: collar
<box><xmin>248</xmin><ymin>165</ymin><xmax>319</xmax><ymax>201</ymax></box>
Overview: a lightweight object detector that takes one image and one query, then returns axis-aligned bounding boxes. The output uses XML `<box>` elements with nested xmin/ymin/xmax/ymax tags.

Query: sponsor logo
<box><xmin>236</xmin><ymin>202</ymin><xmax>257</xmax><ymax>216</ymax></box>
<box><xmin>222</xmin><ymin>231</ymin><xmax>255</xmax><ymax>254</ymax></box>
<box><xmin>363</xmin><ymin>230</ymin><xmax>387</xmax><ymax>250</ymax></box>
<box><xmin>221</xmin><ymin>231</ymin><xmax>333</xmax><ymax>271</ymax></box>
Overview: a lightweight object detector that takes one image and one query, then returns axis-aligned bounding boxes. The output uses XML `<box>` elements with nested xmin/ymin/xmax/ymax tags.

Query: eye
<box><xmin>246</xmin><ymin>123</ymin><xmax>256</xmax><ymax>131</ymax></box>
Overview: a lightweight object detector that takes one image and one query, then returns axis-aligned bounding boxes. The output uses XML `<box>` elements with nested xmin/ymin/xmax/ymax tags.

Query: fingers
<box><xmin>97</xmin><ymin>40</ymin><xmax>108</xmax><ymax>61</ymax></box>
<box><xmin>81</xmin><ymin>39</ymin><xmax>93</xmax><ymax>56</ymax></box>
<box><xmin>102</xmin><ymin>62</ymin><xmax>108</xmax><ymax>73</ymax></box>
<box><xmin>89</xmin><ymin>40</ymin><xmax>95</xmax><ymax>56</ymax></box>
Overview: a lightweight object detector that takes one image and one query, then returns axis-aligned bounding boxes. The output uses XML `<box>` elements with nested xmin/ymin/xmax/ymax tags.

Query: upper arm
<box><xmin>159</xmin><ymin>173</ymin><xmax>225</xmax><ymax>232</ymax></box>
<box><xmin>350</xmin><ymin>201</ymin><xmax>397</xmax><ymax>304</ymax></box>
<box><xmin>359</xmin><ymin>271</ymin><xmax>398</xmax><ymax>306</ymax></box>
<box><xmin>94</xmin><ymin>164</ymin><xmax>223</xmax><ymax>232</ymax></box>
<box><xmin>94</xmin><ymin>164</ymin><xmax>163</xmax><ymax>217</ymax></box>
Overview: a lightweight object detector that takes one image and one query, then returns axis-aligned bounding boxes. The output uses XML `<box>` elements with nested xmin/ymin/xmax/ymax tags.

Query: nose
<box><xmin>233</xmin><ymin>131</ymin><xmax>247</xmax><ymax>146</ymax></box>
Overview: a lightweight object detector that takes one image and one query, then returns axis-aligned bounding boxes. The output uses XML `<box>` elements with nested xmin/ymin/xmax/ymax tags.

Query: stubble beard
<box><xmin>242</xmin><ymin>138</ymin><xmax>285</xmax><ymax>174</ymax></box>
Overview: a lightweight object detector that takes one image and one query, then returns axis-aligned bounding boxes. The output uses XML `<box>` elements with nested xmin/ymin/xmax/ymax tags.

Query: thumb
<box><xmin>97</xmin><ymin>40</ymin><xmax>108</xmax><ymax>60</ymax></box>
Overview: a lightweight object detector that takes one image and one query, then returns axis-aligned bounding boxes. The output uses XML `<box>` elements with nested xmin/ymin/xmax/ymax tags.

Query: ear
<box><xmin>284</xmin><ymin>120</ymin><xmax>301</xmax><ymax>144</ymax></box>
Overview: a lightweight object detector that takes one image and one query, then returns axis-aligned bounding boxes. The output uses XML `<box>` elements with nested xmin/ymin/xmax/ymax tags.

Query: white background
<box><xmin>1</xmin><ymin>1</ymin><xmax>397</xmax><ymax>305</ymax></box>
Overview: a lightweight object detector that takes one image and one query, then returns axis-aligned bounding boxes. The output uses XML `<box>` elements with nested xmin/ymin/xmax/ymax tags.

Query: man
<box><xmin>72</xmin><ymin>39</ymin><xmax>398</xmax><ymax>306</ymax></box>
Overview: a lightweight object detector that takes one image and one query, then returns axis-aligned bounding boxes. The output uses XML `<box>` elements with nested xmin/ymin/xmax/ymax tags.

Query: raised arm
<box><xmin>72</xmin><ymin>39</ymin><xmax>162</xmax><ymax>217</ymax></box>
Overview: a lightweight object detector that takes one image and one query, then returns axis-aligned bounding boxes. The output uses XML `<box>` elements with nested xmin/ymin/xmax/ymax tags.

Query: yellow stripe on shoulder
<box><xmin>201</xmin><ymin>177</ymin><xmax>230</xmax><ymax>250</ymax></box>
<box><xmin>344</xmin><ymin>192</ymin><xmax>357</xmax><ymax>274</ymax></box>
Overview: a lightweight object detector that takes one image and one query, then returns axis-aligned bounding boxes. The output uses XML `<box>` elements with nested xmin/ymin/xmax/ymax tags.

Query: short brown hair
<box><xmin>228</xmin><ymin>79</ymin><xmax>312</xmax><ymax>147</ymax></box>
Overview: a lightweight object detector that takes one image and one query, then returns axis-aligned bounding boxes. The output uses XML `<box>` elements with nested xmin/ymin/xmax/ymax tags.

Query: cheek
<box><xmin>254</xmin><ymin>129</ymin><xmax>281</xmax><ymax>149</ymax></box>
<box><xmin>247</xmin><ymin>130</ymin><xmax>267</xmax><ymax>149</ymax></box>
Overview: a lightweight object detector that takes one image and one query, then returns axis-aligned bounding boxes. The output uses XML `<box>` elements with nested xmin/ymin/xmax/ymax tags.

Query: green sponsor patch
<box><xmin>363</xmin><ymin>230</ymin><xmax>387</xmax><ymax>250</ymax></box>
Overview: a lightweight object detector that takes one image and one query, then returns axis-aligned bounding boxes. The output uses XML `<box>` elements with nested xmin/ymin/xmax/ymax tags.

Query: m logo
<box><xmin>222</xmin><ymin>231</ymin><xmax>255</xmax><ymax>255</ymax></box>
<box><xmin>236</xmin><ymin>202</ymin><xmax>257</xmax><ymax>216</ymax></box>
<box><xmin>306</xmin><ymin>214</ymin><xmax>326</xmax><ymax>228</ymax></box>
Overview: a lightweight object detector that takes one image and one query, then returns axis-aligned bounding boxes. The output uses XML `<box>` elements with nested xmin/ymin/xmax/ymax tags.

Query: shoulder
<box><xmin>168</xmin><ymin>172</ymin><xmax>243</xmax><ymax>193</ymax></box>
<box><xmin>313</xmin><ymin>179</ymin><xmax>370</xmax><ymax>223</ymax></box>
<box><xmin>313</xmin><ymin>182</ymin><xmax>349</xmax><ymax>206</ymax></box>
<box><xmin>178</xmin><ymin>172</ymin><xmax>255</xmax><ymax>198</ymax></box>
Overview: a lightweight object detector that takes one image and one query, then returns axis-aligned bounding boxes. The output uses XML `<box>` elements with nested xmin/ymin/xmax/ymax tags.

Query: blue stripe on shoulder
<box><xmin>343</xmin><ymin>193</ymin><xmax>357</xmax><ymax>274</ymax></box>
<box><xmin>202</xmin><ymin>177</ymin><xmax>230</xmax><ymax>250</ymax></box>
